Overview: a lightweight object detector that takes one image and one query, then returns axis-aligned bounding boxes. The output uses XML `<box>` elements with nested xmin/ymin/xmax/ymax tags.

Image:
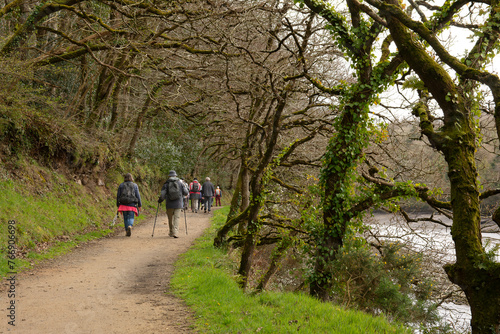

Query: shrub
<box><xmin>329</xmin><ymin>238</ymin><xmax>445</xmax><ymax>331</ymax></box>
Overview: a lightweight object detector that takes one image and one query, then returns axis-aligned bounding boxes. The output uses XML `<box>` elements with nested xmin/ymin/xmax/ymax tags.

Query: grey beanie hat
<box><xmin>168</xmin><ymin>170</ymin><xmax>177</xmax><ymax>177</ymax></box>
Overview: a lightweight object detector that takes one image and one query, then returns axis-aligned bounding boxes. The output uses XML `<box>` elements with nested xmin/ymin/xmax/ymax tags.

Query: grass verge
<box><xmin>170</xmin><ymin>207</ymin><xmax>411</xmax><ymax>334</ymax></box>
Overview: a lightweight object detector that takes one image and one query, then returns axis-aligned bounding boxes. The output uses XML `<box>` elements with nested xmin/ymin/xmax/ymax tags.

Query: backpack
<box><xmin>215</xmin><ymin>188</ymin><xmax>221</xmax><ymax>196</ymax></box>
<box><xmin>118</xmin><ymin>182</ymin><xmax>137</xmax><ymax>205</ymax></box>
<box><xmin>167</xmin><ymin>180</ymin><xmax>182</xmax><ymax>201</ymax></box>
<box><xmin>191</xmin><ymin>181</ymin><xmax>200</xmax><ymax>192</ymax></box>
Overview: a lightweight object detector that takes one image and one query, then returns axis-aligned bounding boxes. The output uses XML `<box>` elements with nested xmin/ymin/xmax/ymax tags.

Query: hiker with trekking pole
<box><xmin>157</xmin><ymin>170</ymin><xmax>188</xmax><ymax>238</ymax></box>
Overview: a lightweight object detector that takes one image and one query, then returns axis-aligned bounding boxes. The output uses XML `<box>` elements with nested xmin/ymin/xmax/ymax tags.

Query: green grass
<box><xmin>171</xmin><ymin>207</ymin><xmax>411</xmax><ymax>334</ymax></box>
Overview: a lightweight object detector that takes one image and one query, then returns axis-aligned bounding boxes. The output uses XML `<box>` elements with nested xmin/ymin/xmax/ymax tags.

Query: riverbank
<box><xmin>367</xmin><ymin>211</ymin><xmax>500</xmax><ymax>333</ymax></box>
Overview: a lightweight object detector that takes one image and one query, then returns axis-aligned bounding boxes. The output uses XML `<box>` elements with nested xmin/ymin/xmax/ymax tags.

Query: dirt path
<box><xmin>1</xmin><ymin>210</ymin><xmax>212</xmax><ymax>334</ymax></box>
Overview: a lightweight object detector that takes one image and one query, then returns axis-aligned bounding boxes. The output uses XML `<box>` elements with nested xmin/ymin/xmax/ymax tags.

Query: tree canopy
<box><xmin>1</xmin><ymin>0</ymin><xmax>500</xmax><ymax>332</ymax></box>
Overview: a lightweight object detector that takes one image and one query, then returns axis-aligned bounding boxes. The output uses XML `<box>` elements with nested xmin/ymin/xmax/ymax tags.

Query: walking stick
<box><xmin>152</xmin><ymin>202</ymin><xmax>160</xmax><ymax>237</ymax></box>
<box><xmin>111</xmin><ymin>211</ymin><xmax>119</xmax><ymax>227</ymax></box>
<box><xmin>184</xmin><ymin>207</ymin><xmax>188</xmax><ymax>235</ymax></box>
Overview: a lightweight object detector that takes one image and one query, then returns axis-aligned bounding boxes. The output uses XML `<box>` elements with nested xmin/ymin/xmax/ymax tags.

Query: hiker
<box><xmin>215</xmin><ymin>185</ymin><xmax>222</xmax><ymax>206</ymax></box>
<box><xmin>189</xmin><ymin>177</ymin><xmax>202</xmax><ymax>213</ymax></box>
<box><xmin>201</xmin><ymin>177</ymin><xmax>215</xmax><ymax>213</ymax></box>
<box><xmin>116</xmin><ymin>173</ymin><xmax>142</xmax><ymax>237</ymax></box>
<box><xmin>180</xmin><ymin>177</ymin><xmax>189</xmax><ymax>211</ymax></box>
<box><xmin>158</xmin><ymin>170</ymin><xmax>188</xmax><ymax>238</ymax></box>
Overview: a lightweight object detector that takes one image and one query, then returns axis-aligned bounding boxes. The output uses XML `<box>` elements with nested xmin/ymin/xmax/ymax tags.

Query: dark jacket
<box><xmin>201</xmin><ymin>180</ymin><xmax>215</xmax><ymax>198</ymax></box>
<box><xmin>159</xmin><ymin>177</ymin><xmax>189</xmax><ymax>209</ymax></box>
<box><xmin>116</xmin><ymin>181</ymin><xmax>142</xmax><ymax>208</ymax></box>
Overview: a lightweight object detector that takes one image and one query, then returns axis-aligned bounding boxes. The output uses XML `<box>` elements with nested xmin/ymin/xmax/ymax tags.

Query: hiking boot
<box><xmin>126</xmin><ymin>226</ymin><xmax>132</xmax><ymax>237</ymax></box>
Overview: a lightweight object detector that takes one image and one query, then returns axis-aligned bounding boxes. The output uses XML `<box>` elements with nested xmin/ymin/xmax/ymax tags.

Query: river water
<box><xmin>368</xmin><ymin>212</ymin><xmax>500</xmax><ymax>333</ymax></box>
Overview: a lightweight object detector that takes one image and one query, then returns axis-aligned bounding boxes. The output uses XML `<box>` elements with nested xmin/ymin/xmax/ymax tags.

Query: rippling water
<box><xmin>368</xmin><ymin>212</ymin><xmax>500</xmax><ymax>333</ymax></box>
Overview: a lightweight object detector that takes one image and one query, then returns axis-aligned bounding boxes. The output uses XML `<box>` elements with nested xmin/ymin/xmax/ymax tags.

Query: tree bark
<box><xmin>255</xmin><ymin>231</ymin><xmax>296</xmax><ymax>292</ymax></box>
<box><xmin>213</xmin><ymin>208</ymin><xmax>250</xmax><ymax>248</ymax></box>
<box><xmin>301</xmin><ymin>0</ymin><xmax>404</xmax><ymax>301</ymax></box>
<box><xmin>237</xmin><ymin>93</ymin><xmax>287</xmax><ymax>289</ymax></box>
<box><xmin>238</xmin><ymin>163</ymin><xmax>251</xmax><ymax>234</ymax></box>
<box><xmin>381</xmin><ymin>2</ymin><xmax>500</xmax><ymax>331</ymax></box>
<box><xmin>309</xmin><ymin>103</ymin><xmax>364</xmax><ymax>300</ymax></box>
<box><xmin>227</xmin><ymin>165</ymin><xmax>243</xmax><ymax>222</ymax></box>
<box><xmin>237</xmin><ymin>202</ymin><xmax>261</xmax><ymax>289</ymax></box>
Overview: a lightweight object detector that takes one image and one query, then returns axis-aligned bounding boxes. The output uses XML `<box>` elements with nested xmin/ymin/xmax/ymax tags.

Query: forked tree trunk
<box><xmin>382</xmin><ymin>4</ymin><xmax>500</xmax><ymax>331</ymax></box>
<box><xmin>237</xmin><ymin>93</ymin><xmax>287</xmax><ymax>290</ymax></box>
<box><xmin>213</xmin><ymin>208</ymin><xmax>249</xmax><ymax>248</ymax></box>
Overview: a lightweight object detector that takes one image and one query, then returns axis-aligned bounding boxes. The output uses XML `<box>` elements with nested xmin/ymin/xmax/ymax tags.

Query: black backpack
<box><xmin>118</xmin><ymin>182</ymin><xmax>137</xmax><ymax>205</ymax></box>
<box><xmin>191</xmin><ymin>181</ymin><xmax>200</xmax><ymax>192</ymax></box>
<box><xmin>167</xmin><ymin>180</ymin><xmax>182</xmax><ymax>201</ymax></box>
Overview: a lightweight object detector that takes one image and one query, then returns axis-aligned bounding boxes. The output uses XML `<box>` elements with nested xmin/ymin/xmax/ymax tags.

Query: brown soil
<box><xmin>1</xmin><ymin>210</ymin><xmax>212</xmax><ymax>334</ymax></box>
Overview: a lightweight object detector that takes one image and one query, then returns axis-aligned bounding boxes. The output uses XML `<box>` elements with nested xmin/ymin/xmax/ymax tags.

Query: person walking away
<box><xmin>215</xmin><ymin>185</ymin><xmax>222</xmax><ymax>206</ymax></box>
<box><xmin>180</xmin><ymin>177</ymin><xmax>189</xmax><ymax>211</ymax></box>
<box><xmin>116</xmin><ymin>173</ymin><xmax>142</xmax><ymax>237</ymax></box>
<box><xmin>189</xmin><ymin>177</ymin><xmax>202</xmax><ymax>213</ymax></box>
<box><xmin>158</xmin><ymin>170</ymin><xmax>188</xmax><ymax>238</ymax></box>
<box><xmin>201</xmin><ymin>177</ymin><xmax>215</xmax><ymax>213</ymax></box>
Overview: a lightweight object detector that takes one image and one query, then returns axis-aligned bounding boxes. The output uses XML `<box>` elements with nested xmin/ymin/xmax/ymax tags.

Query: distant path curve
<box><xmin>1</xmin><ymin>210</ymin><xmax>211</xmax><ymax>334</ymax></box>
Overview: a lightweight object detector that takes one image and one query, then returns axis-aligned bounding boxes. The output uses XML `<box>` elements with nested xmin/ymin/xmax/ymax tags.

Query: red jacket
<box><xmin>189</xmin><ymin>181</ymin><xmax>201</xmax><ymax>194</ymax></box>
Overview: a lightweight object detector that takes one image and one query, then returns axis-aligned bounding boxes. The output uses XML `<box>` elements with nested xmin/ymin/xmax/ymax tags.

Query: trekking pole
<box><xmin>152</xmin><ymin>202</ymin><xmax>160</xmax><ymax>237</ymax></box>
<box><xmin>111</xmin><ymin>211</ymin><xmax>119</xmax><ymax>227</ymax></box>
<box><xmin>184</xmin><ymin>207</ymin><xmax>188</xmax><ymax>235</ymax></box>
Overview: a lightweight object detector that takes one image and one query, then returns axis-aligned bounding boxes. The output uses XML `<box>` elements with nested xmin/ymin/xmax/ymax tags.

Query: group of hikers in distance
<box><xmin>115</xmin><ymin>171</ymin><xmax>223</xmax><ymax>238</ymax></box>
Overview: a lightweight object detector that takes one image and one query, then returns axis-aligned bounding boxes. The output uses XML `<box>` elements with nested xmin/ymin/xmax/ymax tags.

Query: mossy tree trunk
<box><xmin>301</xmin><ymin>0</ymin><xmax>500</xmax><ymax>328</ymax></box>
<box><xmin>108</xmin><ymin>54</ymin><xmax>136</xmax><ymax>131</ymax></box>
<box><xmin>237</xmin><ymin>162</ymin><xmax>251</xmax><ymax>234</ymax></box>
<box><xmin>237</xmin><ymin>93</ymin><xmax>287</xmax><ymax>289</ymax></box>
<box><xmin>301</xmin><ymin>0</ymin><xmax>404</xmax><ymax>301</ymax></box>
<box><xmin>310</xmin><ymin>99</ymin><xmax>369</xmax><ymax>300</ymax></box>
<box><xmin>227</xmin><ymin>165</ymin><xmax>243</xmax><ymax>221</ymax></box>
<box><xmin>255</xmin><ymin>230</ymin><xmax>297</xmax><ymax>292</ymax></box>
<box><xmin>378</xmin><ymin>1</ymin><xmax>500</xmax><ymax>331</ymax></box>
<box><xmin>239</xmin><ymin>163</ymin><xmax>251</xmax><ymax>213</ymax></box>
